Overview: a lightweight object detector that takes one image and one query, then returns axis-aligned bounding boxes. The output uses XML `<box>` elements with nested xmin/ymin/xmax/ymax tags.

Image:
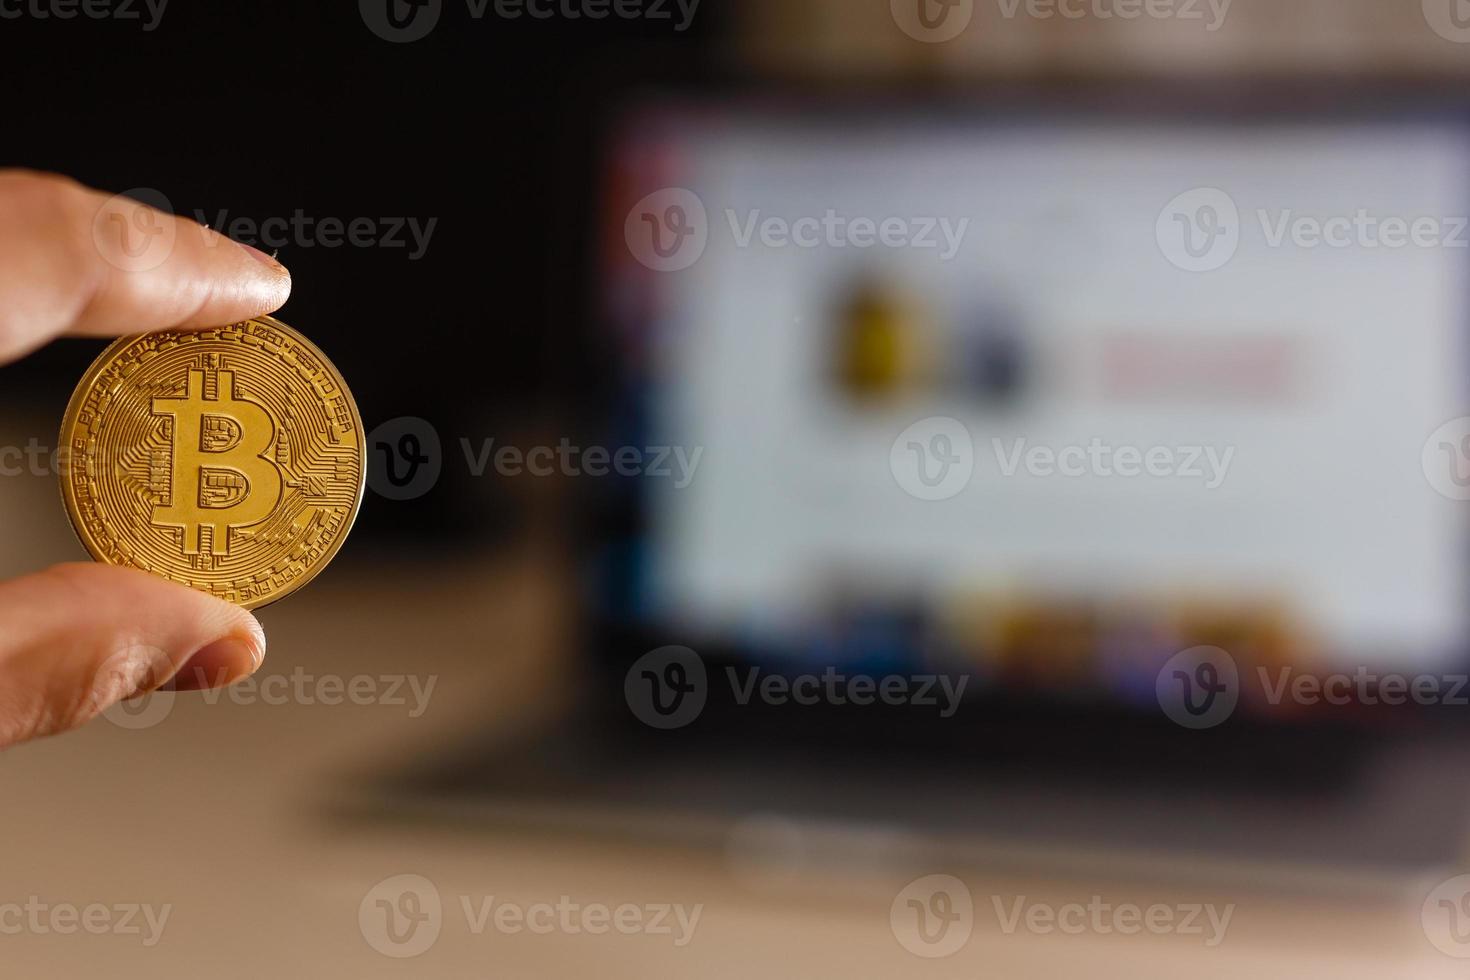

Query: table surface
<box><xmin>0</xmin><ymin>417</ymin><xmax>1462</xmax><ymax>978</ymax></box>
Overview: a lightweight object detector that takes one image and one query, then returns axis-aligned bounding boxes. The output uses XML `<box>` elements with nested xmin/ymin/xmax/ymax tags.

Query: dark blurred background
<box><xmin>3</xmin><ymin>2</ymin><xmax>730</xmax><ymax>547</ymax></box>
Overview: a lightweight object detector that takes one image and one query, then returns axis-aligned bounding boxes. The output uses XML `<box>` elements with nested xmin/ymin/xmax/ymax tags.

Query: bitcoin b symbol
<box><xmin>150</xmin><ymin>368</ymin><xmax>285</xmax><ymax>556</ymax></box>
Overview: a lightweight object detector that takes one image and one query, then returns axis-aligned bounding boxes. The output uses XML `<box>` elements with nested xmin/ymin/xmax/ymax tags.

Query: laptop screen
<box><xmin>601</xmin><ymin>104</ymin><xmax>1470</xmax><ymax>707</ymax></box>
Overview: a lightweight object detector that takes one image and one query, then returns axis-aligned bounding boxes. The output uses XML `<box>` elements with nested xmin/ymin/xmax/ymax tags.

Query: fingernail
<box><xmin>235</xmin><ymin>239</ymin><xmax>286</xmax><ymax>274</ymax></box>
<box><xmin>164</xmin><ymin>636</ymin><xmax>263</xmax><ymax>692</ymax></box>
<box><xmin>249</xmin><ymin>619</ymin><xmax>267</xmax><ymax>668</ymax></box>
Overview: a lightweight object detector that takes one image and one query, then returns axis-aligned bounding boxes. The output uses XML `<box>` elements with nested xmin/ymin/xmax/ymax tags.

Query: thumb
<box><xmin>0</xmin><ymin>562</ymin><xmax>265</xmax><ymax>747</ymax></box>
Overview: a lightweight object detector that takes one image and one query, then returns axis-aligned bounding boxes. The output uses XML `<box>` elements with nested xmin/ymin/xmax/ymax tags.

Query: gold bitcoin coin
<box><xmin>59</xmin><ymin>316</ymin><xmax>364</xmax><ymax>610</ymax></box>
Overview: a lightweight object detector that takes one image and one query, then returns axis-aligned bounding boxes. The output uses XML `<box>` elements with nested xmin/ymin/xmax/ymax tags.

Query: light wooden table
<box><xmin>0</xmin><ymin>415</ymin><xmax>1460</xmax><ymax>978</ymax></box>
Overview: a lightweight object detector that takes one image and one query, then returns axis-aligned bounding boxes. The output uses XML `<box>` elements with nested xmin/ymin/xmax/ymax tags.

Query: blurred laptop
<box><xmin>364</xmin><ymin>96</ymin><xmax>1470</xmax><ymax>888</ymax></box>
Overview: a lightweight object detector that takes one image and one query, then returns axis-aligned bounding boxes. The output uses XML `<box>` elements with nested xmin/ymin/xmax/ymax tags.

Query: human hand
<box><xmin>0</xmin><ymin>170</ymin><xmax>291</xmax><ymax>748</ymax></box>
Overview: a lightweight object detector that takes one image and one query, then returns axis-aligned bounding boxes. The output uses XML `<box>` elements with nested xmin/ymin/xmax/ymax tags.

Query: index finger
<box><xmin>0</xmin><ymin>170</ymin><xmax>292</xmax><ymax>364</ymax></box>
